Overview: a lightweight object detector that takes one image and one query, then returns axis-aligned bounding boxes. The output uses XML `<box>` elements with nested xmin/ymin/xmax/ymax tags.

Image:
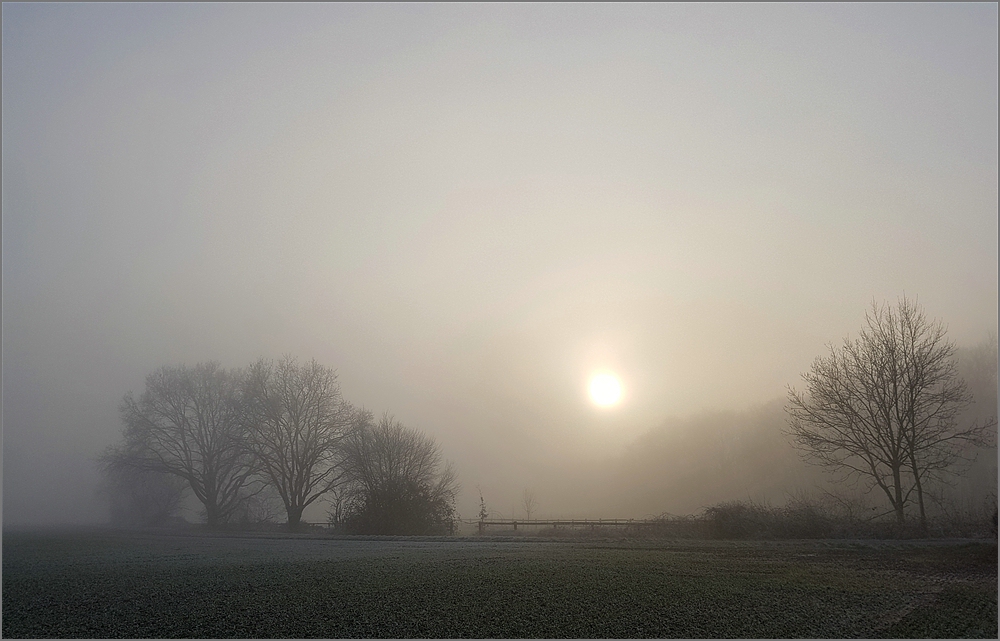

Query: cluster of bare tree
<box><xmin>98</xmin><ymin>357</ymin><xmax>457</xmax><ymax>532</ymax></box>
<box><xmin>786</xmin><ymin>297</ymin><xmax>997</xmax><ymax>530</ymax></box>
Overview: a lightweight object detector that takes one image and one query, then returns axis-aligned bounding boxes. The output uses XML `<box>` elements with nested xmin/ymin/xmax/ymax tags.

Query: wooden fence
<box><xmin>305</xmin><ymin>517</ymin><xmax>692</xmax><ymax>536</ymax></box>
<box><xmin>464</xmin><ymin>518</ymin><xmax>663</xmax><ymax>534</ymax></box>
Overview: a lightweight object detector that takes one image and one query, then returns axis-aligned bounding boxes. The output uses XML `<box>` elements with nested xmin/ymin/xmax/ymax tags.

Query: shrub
<box><xmin>339</xmin><ymin>412</ymin><xmax>458</xmax><ymax>535</ymax></box>
<box><xmin>341</xmin><ymin>479</ymin><xmax>456</xmax><ymax>535</ymax></box>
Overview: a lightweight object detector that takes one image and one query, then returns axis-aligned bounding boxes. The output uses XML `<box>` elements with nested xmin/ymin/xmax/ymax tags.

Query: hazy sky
<box><xmin>3</xmin><ymin>3</ymin><xmax>997</xmax><ymax>525</ymax></box>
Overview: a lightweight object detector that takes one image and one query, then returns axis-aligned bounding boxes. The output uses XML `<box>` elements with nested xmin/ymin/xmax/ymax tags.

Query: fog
<box><xmin>3</xmin><ymin>3</ymin><xmax>997</xmax><ymax>527</ymax></box>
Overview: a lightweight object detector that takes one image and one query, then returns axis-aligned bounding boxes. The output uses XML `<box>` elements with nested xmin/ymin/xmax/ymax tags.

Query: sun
<box><xmin>589</xmin><ymin>373</ymin><xmax>623</xmax><ymax>407</ymax></box>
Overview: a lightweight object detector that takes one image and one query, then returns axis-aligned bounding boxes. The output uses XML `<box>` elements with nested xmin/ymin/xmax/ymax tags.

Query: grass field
<box><xmin>2</xmin><ymin>529</ymin><xmax>996</xmax><ymax>638</ymax></box>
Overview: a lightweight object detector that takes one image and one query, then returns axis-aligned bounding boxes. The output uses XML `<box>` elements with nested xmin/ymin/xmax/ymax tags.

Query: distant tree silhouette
<box><xmin>243</xmin><ymin>357</ymin><xmax>353</xmax><ymax>529</ymax></box>
<box><xmin>96</xmin><ymin>454</ymin><xmax>186</xmax><ymax>527</ymax></box>
<box><xmin>948</xmin><ymin>336</ymin><xmax>999</xmax><ymax>513</ymax></box>
<box><xmin>478</xmin><ymin>486</ymin><xmax>489</xmax><ymax>522</ymax></box>
<box><xmin>522</xmin><ymin>489</ymin><xmax>537</xmax><ymax>520</ymax></box>
<box><xmin>112</xmin><ymin>363</ymin><xmax>259</xmax><ymax>527</ymax></box>
<box><xmin>786</xmin><ymin>297</ymin><xmax>993</xmax><ymax>528</ymax></box>
<box><xmin>340</xmin><ymin>412</ymin><xmax>458</xmax><ymax>535</ymax></box>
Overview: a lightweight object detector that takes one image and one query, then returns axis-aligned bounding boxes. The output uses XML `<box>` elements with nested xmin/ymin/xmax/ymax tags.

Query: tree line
<box><xmin>99</xmin><ymin>297</ymin><xmax>993</xmax><ymax>537</ymax></box>
<box><xmin>98</xmin><ymin>357</ymin><xmax>458</xmax><ymax>533</ymax></box>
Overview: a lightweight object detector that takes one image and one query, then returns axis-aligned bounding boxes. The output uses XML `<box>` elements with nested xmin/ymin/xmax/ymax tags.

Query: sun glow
<box><xmin>589</xmin><ymin>373</ymin><xmax>623</xmax><ymax>407</ymax></box>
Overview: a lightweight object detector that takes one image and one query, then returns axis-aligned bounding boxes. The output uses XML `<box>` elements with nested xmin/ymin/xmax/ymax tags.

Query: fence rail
<box><xmin>299</xmin><ymin>518</ymin><xmax>676</xmax><ymax>534</ymax></box>
<box><xmin>459</xmin><ymin>518</ymin><xmax>664</xmax><ymax>533</ymax></box>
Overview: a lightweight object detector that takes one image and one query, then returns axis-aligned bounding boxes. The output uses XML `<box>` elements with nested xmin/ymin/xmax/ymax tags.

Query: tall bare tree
<box><xmin>114</xmin><ymin>363</ymin><xmax>258</xmax><ymax>527</ymax></box>
<box><xmin>243</xmin><ymin>357</ymin><xmax>353</xmax><ymax>528</ymax></box>
<box><xmin>786</xmin><ymin>297</ymin><xmax>992</xmax><ymax>527</ymax></box>
<box><xmin>340</xmin><ymin>411</ymin><xmax>458</xmax><ymax>535</ymax></box>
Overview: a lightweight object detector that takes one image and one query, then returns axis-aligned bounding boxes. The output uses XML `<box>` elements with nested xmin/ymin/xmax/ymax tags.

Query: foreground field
<box><xmin>2</xmin><ymin>529</ymin><xmax>996</xmax><ymax>638</ymax></box>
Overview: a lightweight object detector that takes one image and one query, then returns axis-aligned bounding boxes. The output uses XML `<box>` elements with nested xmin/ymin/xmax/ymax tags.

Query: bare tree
<box><xmin>786</xmin><ymin>297</ymin><xmax>992</xmax><ymax>527</ymax></box>
<box><xmin>787</xmin><ymin>330</ymin><xmax>911</xmax><ymax>524</ymax></box>
<box><xmin>477</xmin><ymin>486</ymin><xmax>489</xmax><ymax>522</ymax></box>
<box><xmin>114</xmin><ymin>363</ymin><xmax>259</xmax><ymax>527</ymax></box>
<box><xmin>325</xmin><ymin>484</ymin><xmax>357</xmax><ymax>532</ymax></box>
<box><xmin>243</xmin><ymin>357</ymin><xmax>353</xmax><ymax>529</ymax></box>
<box><xmin>340</xmin><ymin>411</ymin><xmax>458</xmax><ymax>535</ymax></box>
<box><xmin>521</xmin><ymin>489</ymin><xmax>537</xmax><ymax>520</ymax></box>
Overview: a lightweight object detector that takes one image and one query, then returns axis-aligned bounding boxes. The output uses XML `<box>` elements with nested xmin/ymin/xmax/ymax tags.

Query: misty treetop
<box><xmin>99</xmin><ymin>357</ymin><xmax>458</xmax><ymax>533</ymax></box>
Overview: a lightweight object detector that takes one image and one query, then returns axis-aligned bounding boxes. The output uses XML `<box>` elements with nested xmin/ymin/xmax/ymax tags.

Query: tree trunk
<box><xmin>205</xmin><ymin>502</ymin><xmax>220</xmax><ymax>528</ymax></box>
<box><xmin>908</xmin><ymin>453</ymin><xmax>927</xmax><ymax>534</ymax></box>
<box><xmin>286</xmin><ymin>504</ymin><xmax>305</xmax><ymax>530</ymax></box>
<box><xmin>892</xmin><ymin>465</ymin><xmax>906</xmax><ymax>525</ymax></box>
